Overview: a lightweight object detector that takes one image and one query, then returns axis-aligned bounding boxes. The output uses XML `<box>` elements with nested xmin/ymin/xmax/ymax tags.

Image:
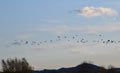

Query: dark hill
<box><xmin>34</xmin><ymin>63</ymin><xmax>120</xmax><ymax>73</ymax></box>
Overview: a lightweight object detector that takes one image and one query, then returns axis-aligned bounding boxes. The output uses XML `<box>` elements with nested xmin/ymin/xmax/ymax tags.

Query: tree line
<box><xmin>0</xmin><ymin>58</ymin><xmax>119</xmax><ymax>73</ymax></box>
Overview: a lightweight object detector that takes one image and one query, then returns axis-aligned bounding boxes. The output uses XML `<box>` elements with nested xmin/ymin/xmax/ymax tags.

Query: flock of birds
<box><xmin>10</xmin><ymin>34</ymin><xmax>120</xmax><ymax>47</ymax></box>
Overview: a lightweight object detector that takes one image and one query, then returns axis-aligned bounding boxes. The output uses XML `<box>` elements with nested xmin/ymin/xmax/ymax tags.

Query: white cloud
<box><xmin>74</xmin><ymin>7</ymin><xmax>118</xmax><ymax>17</ymax></box>
<box><xmin>46</xmin><ymin>19</ymin><xmax>62</xmax><ymax>24</ymax></box>
<box><xmin>34</xmin><ymin>25</ymin><xmax>83</xmax><ymax>35</ymax></box>
<box><xmin>34</xmin><ymin>24</ymin><xmax>120</xmax><ymax>35</ymax></box>
<box><xmin>68</xmin><ymin>43</ymin><xmax>118</xmax><ymax>55</ymax></box>
<box><xmin>16</xmin><ymin>34</ymin><xmax>33</xmax><ymax>39</ymax></box>
<box><xmin>85</xmin><ymin>24</ymin><xmax>120</xmax><ymax>33</ymax></box>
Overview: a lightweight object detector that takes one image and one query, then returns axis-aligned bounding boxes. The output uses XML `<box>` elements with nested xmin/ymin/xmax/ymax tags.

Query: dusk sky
<box><xmin>1</xmin><ymin>0</ymin><xmax>120</xmax><ymax>70</ymax></box>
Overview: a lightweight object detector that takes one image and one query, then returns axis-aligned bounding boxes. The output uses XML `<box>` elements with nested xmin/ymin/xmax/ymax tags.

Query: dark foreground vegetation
<box><xmin>0</xmin><ymin>58</ymin><xmax>120</xmax><ymax>73</ymax></box>
<box><xmin>0</xmin><ymin>58</ymin><xmax>33</xmax><ymax>73</ymax></box>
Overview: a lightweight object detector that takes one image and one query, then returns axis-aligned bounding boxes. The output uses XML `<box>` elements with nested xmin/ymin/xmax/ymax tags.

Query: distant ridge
<box><xmin>34</xmin><ymin>63</ymin><xmax>120</xmax><ymax>73</ymax></box>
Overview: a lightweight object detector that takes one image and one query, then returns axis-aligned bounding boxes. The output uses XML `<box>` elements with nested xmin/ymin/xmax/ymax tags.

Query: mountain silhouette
<box><xmin>34</xmin><ymin>62</ymin><xmax>120</xmax><ymax>73</ymax></box>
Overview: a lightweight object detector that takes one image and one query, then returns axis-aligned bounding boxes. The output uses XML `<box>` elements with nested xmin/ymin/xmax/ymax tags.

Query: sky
<box><xmin>1</xmin><ymin>0</ymin><xmax>120</xmax><ymax>70</ymax></box>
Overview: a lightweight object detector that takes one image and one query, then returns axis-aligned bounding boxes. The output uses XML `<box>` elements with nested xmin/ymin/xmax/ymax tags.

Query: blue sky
<box><xmin>1</xmin><ymin>0</ymin><xmax>120</xmax><ymax>70</ymax></box>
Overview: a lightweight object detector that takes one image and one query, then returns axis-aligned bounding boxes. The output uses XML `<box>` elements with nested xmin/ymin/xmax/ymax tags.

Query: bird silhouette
<box><xmin>25</xmin><ymin>41</ymin><xmax>28</xmax><ymax>44</ymax></box>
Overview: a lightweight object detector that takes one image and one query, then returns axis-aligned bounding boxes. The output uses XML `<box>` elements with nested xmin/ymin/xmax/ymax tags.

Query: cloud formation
<box><xmin>16</xmin><ymin>34</ymin><xmax>33</xmax><ymax>39</ymax></box>
<box><xmin>34</xmin><ymin>24</ymin><xmax>120</xmax><ymax>35</ymax></box>
<box><xmin>74</xmin><ymin>7</ymin><xmax>118</xmax><ymax>17</ymax></box>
